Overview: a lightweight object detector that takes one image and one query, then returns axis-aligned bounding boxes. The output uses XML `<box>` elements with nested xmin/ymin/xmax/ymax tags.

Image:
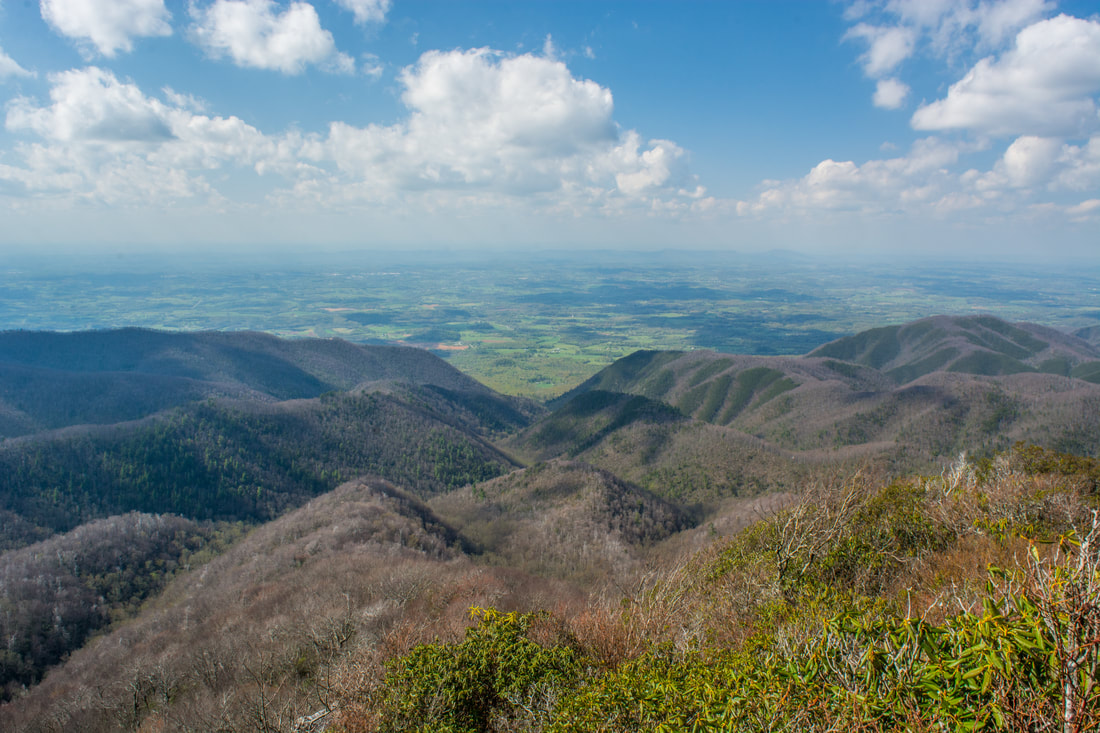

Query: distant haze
<box><xmin>0</xmin><ymin>2</ymin><xmax>1098</xmax><ymax>260</ymax></box>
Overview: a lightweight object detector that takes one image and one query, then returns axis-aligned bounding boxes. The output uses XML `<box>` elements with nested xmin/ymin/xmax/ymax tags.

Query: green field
<box><xmin>4</xmin><ymin>252</ymin><xmax>1099</xmax><ymax>398</ymax></box>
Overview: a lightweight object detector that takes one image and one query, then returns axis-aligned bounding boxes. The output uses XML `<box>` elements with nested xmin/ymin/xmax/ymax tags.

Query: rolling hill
<box><xmin>0</xmin><ymin>328</ymin><xmax>538</xmax><ymax>438</ymax></box>
<box><xmin>808</xmin><ymin>315</ymin><xmax>1100</xmax><ymax>383</ymax></box>
<box><xmin>0</xmin><ymin>477</ymin><xmax>523</xmax><ymax>732</ymax></box>
<box><xmin>429</xmin><ymin>459</ymin><xmax>692</xmax><ymax>584</ymax></box>
<box><xmin>3</xmin><ymin>316</ymin><xmax>1100</xmax><ymax>731</ymax></box>
<box><xmin>505</xmin><ymin>389</ymin><xmax>810</xmax><ymax>507</ymax></box>
<box><xmin>0</xmin><ymin>389</ymin><xmax>520</xmax><ymax>547</ymax></box>
<box><xmin>535</xmin><ymin>316</ymin><xmax>1100</xmax><ymax>484</ymax></box>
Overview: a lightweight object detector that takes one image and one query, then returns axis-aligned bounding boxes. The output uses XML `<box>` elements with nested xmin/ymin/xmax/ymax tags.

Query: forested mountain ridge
<box><xmin>809</xmin><ymin>314</ymin><xmax>1100</xmax><ymax>382</ymax></box>
<box><xmin>1074</xmin><ymin>324</ymin><xmax>1100</xmax><ymax>351</ymax></box>
<box><xmin>3</xmin><ymin>316</ymin><xmax>1100</xmax><ymax>731</ymax></box>
<box><xmin>0</xmin><ymin>390</ymin><xmax>520</xmax><ymax>548</ymax></box>
<box><xmin>544</xmin><ymin>315</ymin><xmax>1100</xmax><ymax>474</ymax></box>
<box><xmin>0</xmin><ymin>328</ymin><xmax>538</xmax><ymax>438</ymax></box>
<box><xmin>4</xmin><ymin>316</ymin><xmax>1097</xmax><ymax>551</ymax></box>
<box><xmin>428</xmin><ymin>459</ymin><xmax>693</xmax><ymax>584</ymax></box>
<box><xmin>557</xmin><ymin>315</ymin><xmax>1100</xmax><ymax>407</ymax></box>
<box><xmin>0</xmin><ymin>477</ymin><xmax>492</xmax><ymax>729</ymax></box>
<box><xmin>0</xmin><ymin>513</ymin><xmax>243</xmax><ymax>701</ymax></box>
<box><xmin>0</xmin><ymin>329</ymin><xmax>538</xmax><ymax>550</ymax></box>
<box><xmin>504</xmin><ymin>389</ymin><xmax>807</xmax><ymax>507</ymax></box>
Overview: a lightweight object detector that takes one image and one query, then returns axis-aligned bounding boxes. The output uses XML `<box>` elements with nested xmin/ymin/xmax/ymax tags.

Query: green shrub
<box><xmin>375</xmin><ymin>608</ymin><xmax>585</xmax><ymax>732</ymax></box>
<box><xmin>552</xmin><ymin>542</ymin><xmax>1100</xmax><ymax>732</ymax></box>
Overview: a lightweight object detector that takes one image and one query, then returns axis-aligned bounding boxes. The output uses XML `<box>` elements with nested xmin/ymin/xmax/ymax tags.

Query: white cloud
<box><xmin>613</xmin><ymin>137</ymin><xmax>685</xmax><ymax>195</ymax></box>
<box><xmin>1054</xmin><ymin>136</ymin><xmax>1100</xmax><ymax>191</ymax></box>
<box><xmin>306</xmin><ymin>48</ymin><xmax>699</xmax><ymax>210</ymax></box>
<box><xmin>7</xmin><ymin>67</ymin><xmax>174</xmax><ymax>142</ymax></box>
<box><xmin>0</xmin><ymin>47</ymin><xmax>33</xmax><ymax>80</ymax></box>
<box><xmin>360</xmin><ymin>53</ymin><xmax>384</xmax><ymax>80</ymax></box>
<box><xmin>843</xmin><ymin>1</ymin><xmax>1057</xmax><ymax>110</ymax></box>
<box><xmin>738</xmin><ymin>119</ymin><xmax>1099</xmax><ymax>228</ymax></box>
<box><xmin>399</xmin><ymin>48</ymin><xmax>615</xmax><ymax>156</ymax></box>
<box><xmin>333</xmin><ymin>0</ymin><xmax>390</xmax><ymax>25</ymax></box>
<box><xmin>844</xmin><ymin>0</ymin><xmax>876</xmax><ymax>21</ymax></box>
<box><xmin>0</xmin><ymin>51</ymin><xmax>704</xmax><ymax>216</ymax></box>
<box><xmin>542</xmin><ymin>34</ymin><xmax>558</xmax><ymax>60</ymax></box>
<box><xmin>977</xmin><ymin>135</ymin><xmax>1062</xmax><ymax>189</ymax></box>
<box><xmin>190</xmin><ymin>0</ymin><xmax>354</xmax><ymax>74</ymax></box>
<box><xmin>1066</xmin><ymin>198</ymin><xmax>1100</xmax><ymax>220</ymax></box>
<box><xmin>162</xmin><ymin>87</ymin><xmax>208</xmax><ymax>113</ymax></box>
<box><xmin>911</xmin><ymin>15</ymin><xmax>1100</xmax><ymax>137</ymax></box>
<box><xmin>737</xmin><ymin>138</ymin><xmax>973</xmax><ymax>216</ymax></box>
<box><xmin>873</xmin><ymin>78</ymin><xmax>909</xmax><ymax>109</ymax></box>
<box><xmin>2</xmin><ymin>67</ymin><xmax>283</xmax><ymax>204</ymax></box>
<box><xmin>884</xmin><ymin>0</ymin><xmax>956</xmax><ymax>28</ymax></box>
<box><xmin>40</xmin><ymin>0</ymin><xmax>171</xmax><ymax>57</ymax></box>
<box><xmin>843</xmin><ymin>23</ymin><xmax>915</xmax><ymax>76</ymax></box>
<box><xmin>999</xmin><ymin>135</ymin><xmax>1062</xmax><ymax>187</ymax></box>
<box><xmin>973</xmin><ymin>0</ymin><xmax>1053</xmax><ymax>47</ymax></box>
<box><xmin>879</xmin><ymin>0</ymin><xmax>1051</xmax><ymax>53</ymax></box>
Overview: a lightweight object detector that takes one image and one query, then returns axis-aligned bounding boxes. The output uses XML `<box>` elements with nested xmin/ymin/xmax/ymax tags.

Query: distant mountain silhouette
<box><xmin>809</xmin><ymin>315</ymin><xmax>1100</xmax><ymax>382</ymax></box>
<box><xmin>539</xmin><ymin>316</ymin><xmax>1100</xmax><ymax>483</ymax></box>
<box><xmin>0</xmin><ymin>328</ymin><xmax>534</xmax><ymax>437</ymax></box>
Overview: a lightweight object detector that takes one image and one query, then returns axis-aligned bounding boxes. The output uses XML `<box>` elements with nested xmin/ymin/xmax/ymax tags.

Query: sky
<box><xmin>0</xmin><ymin>0</ymin><xmax>1098</xmax><ymax>260</ymax></box>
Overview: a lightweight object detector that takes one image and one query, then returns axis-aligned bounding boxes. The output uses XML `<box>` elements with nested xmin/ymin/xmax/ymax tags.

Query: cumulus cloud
<box><xmin>0</xmin><ymin>50</ymin><xmax>704</xmax><ymax>215</ymax></box>
<box><xmin>3</xmin><ymin>67</ymin><xmax>285</xmax><ymax>204</ymax></box>
<box><xmin>976</xmin><ymin>135</ymin><xmax>1062</xmax><ymax>189</ymax></box>
<box><xmin>739</xmin><ymin>124</ymin><xmax>1098</xmax><ymax>224</ymax></box>
<box><xmin>190</xmin><ymin>0</ymin><xmax>354</xmax><ymax>74</ymax></box>
<box><xmin>827</xmin><ymin>3</ymin><xmax>1100</xmax><ymax>222</ymax></box>
<box><xmin>40</xmin><ymin>0</ymin><xmax>172</xmax><ymax>57</ymax></box>
<box><xmin>876</xmin><ymin>0</ymin><xmax>1051</xmax><ymax>54</ymax></box>
<box><xmin>737</xmin><ymin>138</ymin><xmax>973</xmax><ymax>216</ymax></box>
<box><xmin>911</xmin><ymin>14</ymin><xmax>1100</xmax><ymax>137</ymax></box>
<box><xmin>873</xmin><ymin>78</ymin><xmax>909</xmax><ymax>109</ymax></box>
<box><xmin>1054</xmin><ymin>136</ymin><xmax>1100</xmax><ymax>191</ymax></box>
<box><xmin>305</xmin><ymin>48</ymin><xmax>700</xmax><ymax>209</ymax></box>
<box><xmin>7</xmin><ymin>67</ymin><xmax>174</xmax><ymax>142</ymax></box>
<box><xmin>613</xmin><ymin>135</ymin><xmax>686</xmax><ymax>195</ymax></box>
<box><xmin>399</xmin><ymin>48</ymin><xmax>615</xmax><ymax>156</ymax></box>
<box><xmin>0</xmin><ymin>47</ymin><xmax>33</xmax><ymax>80</ymax></box>
<box><xmin>842</xmin><ymin>1</ymin><xmax>1056</xmax><ymax>109</ymax></box>
<box><xmin>999</xmin><ymin>136</ymin><xmax>1063</xmax><ymax>187</ymax></box>
<box><xmin>843</xmin><ymin>23</ymin><xmax>915</xmax><ymax>76</ymax></box>
<box><xmin>334</xmin><ymin>0</ymin><xmax>390</xmax><ymax>25</ymax></box>
<box><xmin>973</xmin><ymin>0</ymin><xmax>1053</xmax><ymax>47</ymax></box>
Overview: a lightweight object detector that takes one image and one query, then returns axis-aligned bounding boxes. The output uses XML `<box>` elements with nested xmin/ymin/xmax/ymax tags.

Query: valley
<box><xmin>5</xmin><ymin>253</ymin><xmax>1099</xmax><ymax>399</ymax></box>
<box><xmin>7</xmin><ymin>0</ymin><xmax>1100</xmax><ymax>727</ymax></box>
<box><xmin>1</xmin><ymin>311</ymin><xmax>1099</xmax><ymax>731</ymax></box>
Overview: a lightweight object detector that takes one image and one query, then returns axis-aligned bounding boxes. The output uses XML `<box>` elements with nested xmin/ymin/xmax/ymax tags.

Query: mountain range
<box><xmin>1</xmin><ymin>314</ymin><xmax>1099</xmax><ymax>730</ymax></box>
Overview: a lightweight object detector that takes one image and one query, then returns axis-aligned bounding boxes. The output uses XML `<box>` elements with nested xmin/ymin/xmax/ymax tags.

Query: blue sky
<box><xmin>0</xmin><ymin>0</ymin><xmax>1098</xmax><ymax>259</ymax></box>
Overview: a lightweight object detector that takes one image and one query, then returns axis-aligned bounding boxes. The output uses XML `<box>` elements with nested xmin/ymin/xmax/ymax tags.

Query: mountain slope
<box><xmin>808</xmin><ymin>315</ymin><xmax>1100</xmax><ymax>383</ymax></box>
<box><xmin>0</xmin><ymin>477</ymin><xmax>508</xmax><ymax>733</ymax></box>
<box><xmin>0</xmin><ymin>514</ymin><xmax>239</xmax><ymax>701</ymax></box>
<box><xmin>0</xmin><ymin>329</ymin><xmax>538</xmax><ymax>437</ymax></box>
<box><xmin>0</xmin><ymin>390</ymin><xmax>518</xmax><ymax>547</ymax></box>
<box><xmin>538</xmin><ymin>316</ymin><xmax>1100</xmax><ymax>473</ymax></box>
<box><xmin>505</xmin><ymin>389</ymin><xmax>808</xmax><ymax>506</ymax></box>
<box><xmin>2</xmin><ymin>317</ymin><xmax>1099</xmax><ymax>731</ymax></box>
<box><xmin>429</xmin><ymin>460</ymin><xmax>692</xmax><ymax>584</ymax></box>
